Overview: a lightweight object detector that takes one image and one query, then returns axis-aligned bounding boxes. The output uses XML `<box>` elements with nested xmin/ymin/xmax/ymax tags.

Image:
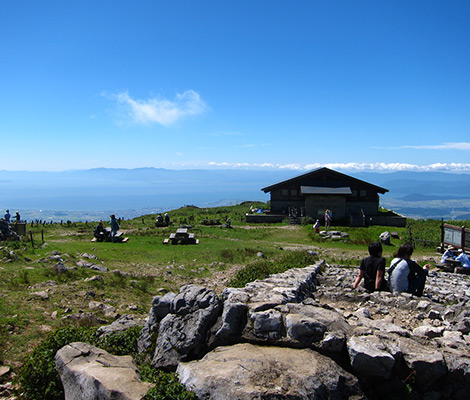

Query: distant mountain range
<box><xmin>1</xmin><ymin>168</ymin><xmax>469</xmax><ymax>221</ymax></box>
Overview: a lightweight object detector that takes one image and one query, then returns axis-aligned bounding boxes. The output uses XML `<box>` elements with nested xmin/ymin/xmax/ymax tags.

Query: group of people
<box><xmin>353</xmin><ymin>241</ymin><xmax>431</xmax><ymax>297</ymax></box>
<box><xmin>440</xmin><ymin>245</ymin><xmax>470</xmax><ymax>269</ymax></box>
<box><xmin>1</xmin><ymin>210</ymin><xmax>21</xmax><ymax>239</ymax></box>
<box><xmin>93</xmin><ymin>214</ymin><xmax>121</xmax><ymax>242</ymax></box>
<box><xmin>4</xmin><ymin>210</ymin><xmax>21</xmax><ymax>223</ymax></box>
<box><xmin>312</xmin><ymin>209</ymin><xmax>332</xmax><ymax>233</ymax></box>
<box><xmin>156</xmin><ymin>213</ymin><xmax>170</xmax><ymax>226</ymax></box>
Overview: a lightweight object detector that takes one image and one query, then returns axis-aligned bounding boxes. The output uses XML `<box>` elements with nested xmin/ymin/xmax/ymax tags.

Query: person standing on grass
<box><xmin>110</xmin><ymin>214</ymin><xmax>120</xmax><ymax>241</ymax></box>
<box><xmin>353</xmin><ymin>241</ymin><xmax>388</xmax><ymax>292</ymax></box>
<box><xmin>324</xmin><ymin>209</ymin><xmax>332</xmax><ymax>230</ymax></box>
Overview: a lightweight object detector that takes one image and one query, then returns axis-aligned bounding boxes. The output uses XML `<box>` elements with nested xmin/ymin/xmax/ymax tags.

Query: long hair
<box><xmin>395</xmin><ymin>243</ymin><xmax>414</xmax><ymax>259</ymax></box>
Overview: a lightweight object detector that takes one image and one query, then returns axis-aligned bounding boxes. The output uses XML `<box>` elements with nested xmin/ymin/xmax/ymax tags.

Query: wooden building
<box><xmin>261</xmin><ymin>167</ymin><xmax>397</xmax><ymax>226</ymax></box>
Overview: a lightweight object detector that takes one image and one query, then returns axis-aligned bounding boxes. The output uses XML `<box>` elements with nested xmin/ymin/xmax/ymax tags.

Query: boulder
<box><xmin>379</xmin><ymin>231</ymin><xmax>391</xmax><ymax>245</ymax></box>
<box><xmin>151</xmin><ymin>285</ymin><xmax>222</xmax><ymax>370</ymax></box>
<box><xmin>55</xmin><ymin>342</ymin><xmax>153</xmax><ymax>400</ymax></box>
<box><xmin>347</xmin><ymin>335</ymin><xmax>395</xmax><ymax>379</ymax></box>
<box><xmin>397</xmin><ymin>336</ymin><xmax>447</xmax><ymax>388</ymax></box>
<box><xmin>443</xmin><ymin>349</ymin><xmax>470</xmax><ymax>383</ymax></box>
<box><xmin>177</xmin><ymin>343</ymin><xmax>362</xmax><ymax>400</ymax></box>
<box><xmin>96</xmin><ymin>314</ymin><xmax>145</xmax><ymax>337</ymax></box>
<box><xmin>137</xmin><ymin>292</ymin><xmax>176</xmax><ymax>354</ymax></box>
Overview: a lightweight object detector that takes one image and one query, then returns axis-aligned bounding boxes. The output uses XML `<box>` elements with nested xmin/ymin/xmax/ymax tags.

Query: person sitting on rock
<box><xmin>455</xmin><ymin>249</ymin><xmax>470</xmax><ymax>269</ymax></box>
<box><xmin>93</xmin><ymin>221</ymin><xmax>108</xmax><ymax>242</ymax></box>
<box><xmin>389</xmin><ymin>243</ymin><xmax>429</xmax><ymax>297</ymax></box>
<box><xmin>353</xmin><ymin>241</ymin><xmax>388</xmax><ymax>292</ymax></box>
<box><xmin>440</xmin><ymin>245</ymin><xmax>457</xmax><ymax>264</ymax></box>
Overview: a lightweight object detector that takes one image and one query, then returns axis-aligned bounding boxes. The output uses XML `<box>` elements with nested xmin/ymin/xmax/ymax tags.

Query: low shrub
<box><xmin>228</xmin><ymin>250</ymin><xmax>318</xmax><ymax>287</ymax></box>
<box><xmin>17</xmin><ymin>325</ymin><xmax>195</xmax><ymax>400</ymax></box>
<box><xmin>18</xmin><ymin>327</ymin><xmax>97</xmax><ymax>400</ymax></box>
<box><xmin>140</xmin><ymin>366</ymin><xmax>197</xmax><ymax>400</ymax></box>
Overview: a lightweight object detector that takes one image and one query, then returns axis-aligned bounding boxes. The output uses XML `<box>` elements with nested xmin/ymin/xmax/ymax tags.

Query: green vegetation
<box><xmin>229</xmin><ymin>251</ymin><xmax>320</xmax><ymax>287</ymax></box>
<box><xmin>1</xmin><ymin>201</ymin><xmax>468</xmax><ymax>398</ymax></box>
<box><xmin>18</xmin><ymin>326</ymin><xmax>195</xmax><ymax>400</ymax></box>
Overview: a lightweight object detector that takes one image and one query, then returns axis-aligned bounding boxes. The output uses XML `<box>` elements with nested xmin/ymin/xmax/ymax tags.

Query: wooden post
<box><xmin>461</xmin><ymin>226</ymin><xmax>466</xmax><ymax>251</ymax></box>
<box><xmin>408</xmin><ymin>222</ymin><xmax>413</xmax><ymax>247</ymax></box>
<box><xmin>41</xmin><ymin>230</ymin><xmax>44</xmax><ymax>243</ymax></box>
<box><xmin>29</xmin><ymin>231</ymin><xmax>35</xmax><ymax>249</ymax></box>
<box><xmin>440</xmin><ymin>219</ymin><xmax>445</xmax><ymax>252</ymax></box>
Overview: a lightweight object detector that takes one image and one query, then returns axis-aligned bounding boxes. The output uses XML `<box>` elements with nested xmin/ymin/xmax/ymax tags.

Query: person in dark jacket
<box><xmin>353</xmin><ymin>241</ymin><xmax>388</xmax><ymax>292</ymax></box>
<box><xmin>93</xmin><ymin>222</ymin><xmax>108</xmax><ymax>242</ymax></box>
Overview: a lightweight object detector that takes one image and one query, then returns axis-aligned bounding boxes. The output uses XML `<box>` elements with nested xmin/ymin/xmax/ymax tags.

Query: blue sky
<box><xmin>2</xmin><ymin>1</ymin><xmax>470</xmax><ymax>173</ymax></box>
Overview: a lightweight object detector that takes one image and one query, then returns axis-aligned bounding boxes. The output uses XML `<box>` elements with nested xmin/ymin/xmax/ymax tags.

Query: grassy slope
<box><xmin>0</xmin><ymin>201</ymin><xmax>462</xmax><ymax>369</ymax></box>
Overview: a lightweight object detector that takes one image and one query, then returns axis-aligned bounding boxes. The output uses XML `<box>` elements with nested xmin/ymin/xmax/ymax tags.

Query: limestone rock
<box><xmin>177</xmin><ymin>343</ymin><xmax>362</xmax><ymax>400</ymax></box>
<box><xmin>412</xmin><ymin>325</ymin><xmax>445</xmax><ymax>338</ymax></box>
<box><xmin>347</xmin><ymin>335</ymin><xmax>395</xmax><ymax>379</ymax></box>
<box><xmin>97</xmin><ymin>315</ymin><xmax>145</xmax><ymax>337</ymax></box>
<box><xmin>137</xmin><ymin>292</ymin><xmax>176</xmax><ymax>354</ymax></box>
<box><xmin>397</xmin><ymin>336</ymin><xmax>447</xmax><ymax>388</ymax></box>
<box><xmin>55</xmin><ymin>342</ymin><xmax>153</xmax><ymax>400</ymax></box>
<box><xmin>151</xmin><ymin>285</ymin><xmax>222</xmax><ymax>370</ymax></box>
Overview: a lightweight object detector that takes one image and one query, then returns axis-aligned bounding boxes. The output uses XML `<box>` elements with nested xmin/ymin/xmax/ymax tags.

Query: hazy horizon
<box><xmin>2</xmin><ymin>168</ymin><xmax>469</xmax><ymax>222</ymax></box>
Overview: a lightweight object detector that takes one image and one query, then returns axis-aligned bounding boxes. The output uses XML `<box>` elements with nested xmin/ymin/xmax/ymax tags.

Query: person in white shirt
<box><xmin>389</xmin><ymin>243</ymin><xmax>429</xmax><ymax>297</ymax></box>
<box><xmin>455</xmin><ymin>250</ymin><xmax>470</xmax><ymax>269</ymax></box>
<box><xmin>440</xmin><ymin>245</ymin><xmax>457</xmax><ymax>264</ymax></box>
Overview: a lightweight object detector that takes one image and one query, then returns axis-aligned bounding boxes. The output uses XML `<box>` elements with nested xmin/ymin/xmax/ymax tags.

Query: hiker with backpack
<box><xmin>353</xmin><ymin>241</ymin><xmax>388</xmax><ymax>292</ymax></box>
<box><xmin>388</xmin><ymin>243</ymin><xmax>429</xmax><ymax>297</ymax></box>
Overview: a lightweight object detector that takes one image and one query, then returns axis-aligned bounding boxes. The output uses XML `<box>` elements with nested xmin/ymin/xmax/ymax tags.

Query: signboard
<box><xmin>442</xmin><ymin>224</ymin><xmax>470</xmax><ymax>251</ymax></box>
<box><xmin>444</xmin><ymin>226</ymin><xmax>462</xmax><ymax>247</ymax></box>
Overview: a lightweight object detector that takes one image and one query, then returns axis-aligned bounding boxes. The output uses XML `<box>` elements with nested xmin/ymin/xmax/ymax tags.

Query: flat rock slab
<box><xmin>177</xmin><ymin>343</ymin><xmax>362</xmax><ymax>400</ymax></box>
<box><xmin>55</xmin><ymin>342</ymin><xmax>153</xmax><ymax>400</ymax></box>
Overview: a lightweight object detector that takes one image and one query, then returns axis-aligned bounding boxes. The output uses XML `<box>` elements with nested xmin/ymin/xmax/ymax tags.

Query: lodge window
<box><xmin>281</xmin><ymin>189</ymin><xmax>288</xmax><ymax>197</ymax></box>
<box><xmin>291</xmin><ymin>189</ymin><xmax>297</xmax><ymax>197</ymax></box>
<box><xmin>360</xmin><ymin>190</ymin><xmax>367</xmax><ymax>197</ymax></box>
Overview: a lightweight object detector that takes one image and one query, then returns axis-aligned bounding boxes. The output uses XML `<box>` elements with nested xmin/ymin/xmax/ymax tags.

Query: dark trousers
<box><xmin>407</xmin><ymin>275</ymin><xmax>426</xmax><ymax>297</ymax></box>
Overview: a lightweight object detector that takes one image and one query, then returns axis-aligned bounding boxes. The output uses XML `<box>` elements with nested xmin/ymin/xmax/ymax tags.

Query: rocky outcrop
<box><xmin>55</xmin><ymin>342</ymin><xmax>153</xmax><ymax>400</ymax></box>
<box><xmin>138</xmin><ymin>261</ymin><xmax>470</xmax><ymax>399</ymax></box>
<box><xmin>148</xmin><ymin>285</ymin><xmax>222</xmax><ymax>369</ymax></box>
<box><xmin>177</xmin><ymin>343</ymin><xmax>361</xmax><ymax>400</ymax></box>
<box><xmin>58</xmin><ymin>259</ymin><xmax>470</xmax><ymax>399</ymax></box>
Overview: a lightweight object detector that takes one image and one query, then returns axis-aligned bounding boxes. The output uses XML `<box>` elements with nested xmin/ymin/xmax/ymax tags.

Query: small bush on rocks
<box><xmin>18</xmin><ymin>327</ymin><xmax>97</xmax><ymax>400</ymax></box>
<box><xmin>229</xmin><ymin>250</ymin><xmax>319</xmax><ymax>287</ymax></box>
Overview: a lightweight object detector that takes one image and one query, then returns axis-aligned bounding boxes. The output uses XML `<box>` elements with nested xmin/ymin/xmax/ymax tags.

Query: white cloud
<box><xmin>206</xmin><ymin>161</ymin><xmax>470</xmax><ymax>173</ymax></box>
<box><xmin>376</xmin><ymin>142</ymin><xmax>470</xmax><ymax>151</ymax></box>
<box><xmin>105</xmin><ymin>90</ymin><xmax>208</xmax><ymax>126</ymax></box>
<box><xmin>402</xmin><ymin>142</ymin><xmax>470</xmax><ymax>150</ymax></box>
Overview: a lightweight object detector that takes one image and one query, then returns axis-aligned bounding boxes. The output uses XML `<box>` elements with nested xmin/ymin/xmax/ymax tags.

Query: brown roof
<box><xmin>261</xmin><ymin>167</ymin><xmax>388</xmax><ymax>194</ymax></box>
